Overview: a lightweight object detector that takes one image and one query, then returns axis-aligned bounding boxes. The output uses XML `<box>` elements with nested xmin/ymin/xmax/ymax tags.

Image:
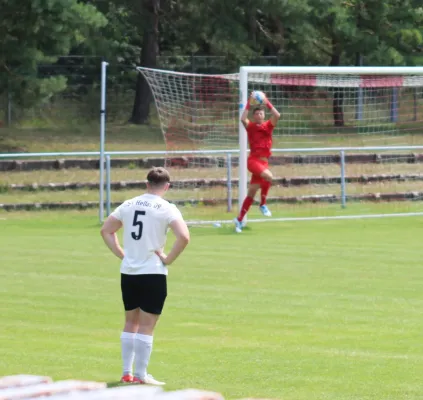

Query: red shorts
<box><xmin>247</xmin><ymin>157</ymin><xmax>269</xmax><ymax>185</ymax></box>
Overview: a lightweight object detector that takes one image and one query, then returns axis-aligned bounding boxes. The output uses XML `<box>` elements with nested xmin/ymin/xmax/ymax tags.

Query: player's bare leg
<box><xmin>259</xmin><ymin>169</ymin><xmax>273</xmax><ymax>217</ymax></box>
<box><xmin>133</xmin><ymin>309</ymin><xmax>165</xmax><ymax>385</ymax></box>
<box><xmin>260</xmin><ymin>169</ymin><xmax>273</xmax><ymax>183</ymax></box>
<box><xmin>120</xmin><ymin>309</ymin><xmax>141</xmax><ymax>382</ymax></box>
<box><xmin>234</xmin><ymin>184</ymin><xmax>260</xmax><ymax>233</ymax></box>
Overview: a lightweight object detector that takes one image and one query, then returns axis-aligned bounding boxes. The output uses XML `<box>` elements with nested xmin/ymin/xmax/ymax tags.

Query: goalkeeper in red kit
<box><xmin>234</xmin><ymin>92</ymin><xmax>280</xmax><ymax>233</ymax></box>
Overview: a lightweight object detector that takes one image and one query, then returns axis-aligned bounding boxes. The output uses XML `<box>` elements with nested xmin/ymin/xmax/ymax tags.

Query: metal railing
<box><xmin>3</xmin><ymin>145</ymin><xmax>423</xmax><ymax>222</ymax></box>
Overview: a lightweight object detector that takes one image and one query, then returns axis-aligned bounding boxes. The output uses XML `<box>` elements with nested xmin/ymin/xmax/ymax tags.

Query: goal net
<box><xmin>136</xmin><ymin>66</ymin><xmax>423</xmax><ymax>224</ymax></box>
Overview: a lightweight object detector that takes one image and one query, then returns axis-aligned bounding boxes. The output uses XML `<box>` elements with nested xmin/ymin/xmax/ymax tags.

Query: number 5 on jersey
<box><xmin>131</xmin><ymin>210</ymin><xmax>146</xmax><ymax>240</ymax></box>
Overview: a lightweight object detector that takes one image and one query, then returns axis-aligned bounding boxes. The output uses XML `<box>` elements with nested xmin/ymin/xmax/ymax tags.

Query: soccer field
<box><xmin>1</xmin><ymin>211</ymin><xmax>423</xmax><ymax>399</ymax></box>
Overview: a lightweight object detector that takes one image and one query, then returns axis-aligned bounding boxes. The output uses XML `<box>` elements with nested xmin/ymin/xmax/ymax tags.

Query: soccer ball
<box><xmin>250</xmin><ymin>90</ymin><xmax>266</xmax><ymax>105</ymax></box>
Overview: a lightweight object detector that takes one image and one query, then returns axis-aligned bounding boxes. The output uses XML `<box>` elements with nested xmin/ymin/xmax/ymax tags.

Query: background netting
<box><xmin>136</xmin><ymin>67</ymin><xmax>423</xmax><ymax>221</ymax></box>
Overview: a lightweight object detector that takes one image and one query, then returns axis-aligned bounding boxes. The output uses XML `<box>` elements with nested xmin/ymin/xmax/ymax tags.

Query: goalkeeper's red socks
<box><xmin>237</xmin><ymin>196</ymin><xmax>254</xmax><ymax>222</ymax></box>
<box><xmin>260</xmin><ymin>180</ymin><xmax>271</xmax><ymax>206</ymax></box>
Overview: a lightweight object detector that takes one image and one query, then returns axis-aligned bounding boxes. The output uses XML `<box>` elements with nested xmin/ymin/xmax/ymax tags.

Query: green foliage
<box><xmin>155</xmin><ymin>0</ymin><xmax>423</xmax><ymax>68</ymax></box>
<box><xmin>1</xmin><ymin>0</ymin><xmax>423</xmax><ymax>124</ymax></box>
<box><xmin>0</xmin><ymin>0</ymin><xmax>107</xmax><ymax>106</ymax></box>
<box><xmin>303</xmin><ymin>0</ymin><xmax>423</xmax><ymax>66</ymax></box>
<box><xmin>77</xmin><ymin>0</ymin><xmax>141</xmax><ymax>63</ymax></box>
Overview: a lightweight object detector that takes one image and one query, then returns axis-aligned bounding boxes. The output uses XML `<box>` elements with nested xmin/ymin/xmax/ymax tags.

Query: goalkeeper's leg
<box><xmin>234</xmin><ymin>157</ymin><xmax>272</xmax><ymax>232</ymax></box>
<box><xmin>234</xmin><ymin>183</ymin><xmax>260</xmax><ymax>232</ymax></box>
<box><xmin>259</xmin><ymin>170</ymin><xmax>273</xmax><ymax>217</ymax></box>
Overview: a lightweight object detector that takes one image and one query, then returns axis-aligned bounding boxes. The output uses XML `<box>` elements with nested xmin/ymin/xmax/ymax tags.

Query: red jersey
<box><xmin>246</xmin><ymin>120</ymin><xmax>274</xmax><ymax>158</ymax></box>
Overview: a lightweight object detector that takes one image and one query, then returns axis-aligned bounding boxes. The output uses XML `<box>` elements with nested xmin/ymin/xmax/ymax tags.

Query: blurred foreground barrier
<box><xmin>0</xmin><ymin>375</ymin><xmax>224</xmax><ymax>400</ymax></box>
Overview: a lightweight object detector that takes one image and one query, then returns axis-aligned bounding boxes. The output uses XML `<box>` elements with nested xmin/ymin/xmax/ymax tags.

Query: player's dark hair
<box><xmin>147</xmin><ymin>167</ymin><xmax>171</xmax><ymax>187</ymax></box>
<box><xmin>253</xmin><ymin>105</ymin><xmax>265</xmax><ymax>113</ymax></box>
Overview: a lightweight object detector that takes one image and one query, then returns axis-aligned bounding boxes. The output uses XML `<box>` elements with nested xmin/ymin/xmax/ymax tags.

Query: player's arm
<box><xmin>155</xmin><ymin>219</ymin><xmax>190</xmax><ymax>266</ymax></box>
<box><xmin>100</xmin><ymin>215</ymin><xmax>124</xmax><ymax>260</ymax></box>
<box><xmin>264</xmin><ymin>95</ymin><xmax>281</xmax><ymax>127</ymax></box>
<box><xmin>240</xmin><ymin>95</ymin><xmax>252</xmax><ymax>129</ymax></box>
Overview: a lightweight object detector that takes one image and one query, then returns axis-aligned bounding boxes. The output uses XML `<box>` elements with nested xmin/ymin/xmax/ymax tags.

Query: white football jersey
<box><xmin>110</xmin><ymin>193</ymin><xmax>184</xmax><ymax>275</ymax></box>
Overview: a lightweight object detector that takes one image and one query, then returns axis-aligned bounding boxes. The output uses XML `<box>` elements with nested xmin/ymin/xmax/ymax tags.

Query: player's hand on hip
<box><xmin>155</xmin><ymin>250</ymin><xmax>168</xmax><ymax>265</ymax></box>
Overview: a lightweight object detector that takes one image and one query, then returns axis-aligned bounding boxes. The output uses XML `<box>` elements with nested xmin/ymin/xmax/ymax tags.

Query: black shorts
<box><xmin>121</xmin><ymin>274</ymin><xmax>167</xmax><ymax>315</ymax></box>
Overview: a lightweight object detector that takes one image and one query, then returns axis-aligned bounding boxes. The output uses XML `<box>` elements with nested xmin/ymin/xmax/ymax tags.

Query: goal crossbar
<box><xmin>241</xmin><ymin>66</ymin><xmax>423</xmax><ymax>75</ymax></box>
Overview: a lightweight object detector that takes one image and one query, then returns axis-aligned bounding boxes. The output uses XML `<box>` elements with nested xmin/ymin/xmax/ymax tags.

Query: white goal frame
<box><xmin>239</xmin><ymin>66</ymin><xmax>423</xmax><ymax>223</ymax></box>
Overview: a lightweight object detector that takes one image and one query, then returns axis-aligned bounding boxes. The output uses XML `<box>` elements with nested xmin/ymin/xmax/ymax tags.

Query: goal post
<box><xmin>238</xmin><ymin>67</ymin><xmax>248</xmax><ymax>223</ymax></box>
<box><xmin>136</xmin><ymin>65</ymin><xmax>423</xmax><ymax>225</ymax></box>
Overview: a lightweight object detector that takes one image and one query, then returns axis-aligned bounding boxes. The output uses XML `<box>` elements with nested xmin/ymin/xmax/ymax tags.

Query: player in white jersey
<box><xmin>100</xmin><ymin>167</ymin><xmax>190</xmax><ymax>386</ymax></box>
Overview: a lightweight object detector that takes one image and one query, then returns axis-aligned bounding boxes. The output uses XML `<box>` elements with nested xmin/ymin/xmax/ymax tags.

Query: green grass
<box><xmin>1</xmin><ymin>211</ymin><xmax>423</xmax><ymax>399</ymax></box>
<box><xmin>172</xmin><ymin>202</ymin><xmax>423</xmax><ymax>222</ymax></box>
<box><xmin>2</xmin><ymin>107</ymin><xmax>423</xmax><ymax>399</ymax></box>
<box><xmin>2</xmin><ymin>121</ymin><xmax>423</xmax><ymax>155</ymax></box>
<box><xmin>0</xmin><ymin>123</ymin><xmax>165</xmax><ymax>153</ymax></box>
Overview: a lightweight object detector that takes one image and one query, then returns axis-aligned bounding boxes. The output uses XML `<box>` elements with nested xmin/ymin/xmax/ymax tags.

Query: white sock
<box><xmin>134</xmin><ymin>333</ymin><xmax>154</xmax><ymax>379</ymax></box>
<box><xmin>120</xmin><ymin>332</ymin><xmax>136</xmax><ymax>376</ymax></box>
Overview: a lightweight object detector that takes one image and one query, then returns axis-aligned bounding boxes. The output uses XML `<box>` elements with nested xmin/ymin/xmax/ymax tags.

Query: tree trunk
<box><xmin>273</xmin><ymin>18</ymin><xmax>285</xmax><ymax>55</ymax></box>
<box><xmin>129</xmin><ymin>0</ymin><xmax>160</xmax><ymax>125</ymax></box>
<box><xmin>248</xmin><ymin>11</ymin><xmax>256</xmax><ymax>48</ymax></box>
<box><xmin>330</xmin><ymin>42</ymin><xmax>344</xmax><ymax>127</ymax></box>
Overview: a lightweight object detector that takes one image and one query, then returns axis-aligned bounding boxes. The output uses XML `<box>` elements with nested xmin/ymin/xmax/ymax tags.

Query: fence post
<box><xmin>106</xmin><ymin>155</ymin><xmax>111</xmax><ymax>216</ymax></box>
<box><xmin>340</xmin><ymin>150</ymin><xmax>346</xmax><ymax>209</ymax></box>
<box><xmin>227</xmin><ymin>153</ymin><xmax>232</xmax><ymax>212</ymax></box>
<box><xmin>413</xmin><ymin>88</ymin><xmax>418</xmax><ymax>122</ymax></box>
<box><xmin>99</xmin><ymin>60</ymin><xmax>109</xmax><ymax>222</ymax></box>
<box><xmin>390</xmin><ymin>88</ymin><xmax>398</xmax><ymax>123</ymax></box>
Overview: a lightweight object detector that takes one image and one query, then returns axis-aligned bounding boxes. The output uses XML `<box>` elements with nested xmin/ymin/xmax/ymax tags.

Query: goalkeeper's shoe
<box><xmin>259</xmin><ymin>205</ymin><xmax>272</xmax><ymax>217</ymax></box>
<box><xmin>233</xmin><ymin>218</ymin><xmax>243</xmax><ymax>233</ymax></box>
<box><xmin>133</xmin><ymin>374</ymin><xmax>165</xmax><ymax>386</ymax></box>
<box><xmin>120</xmin><ymin>374</ymin><xmax>133</xmax><ymax>383</ymax></box>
